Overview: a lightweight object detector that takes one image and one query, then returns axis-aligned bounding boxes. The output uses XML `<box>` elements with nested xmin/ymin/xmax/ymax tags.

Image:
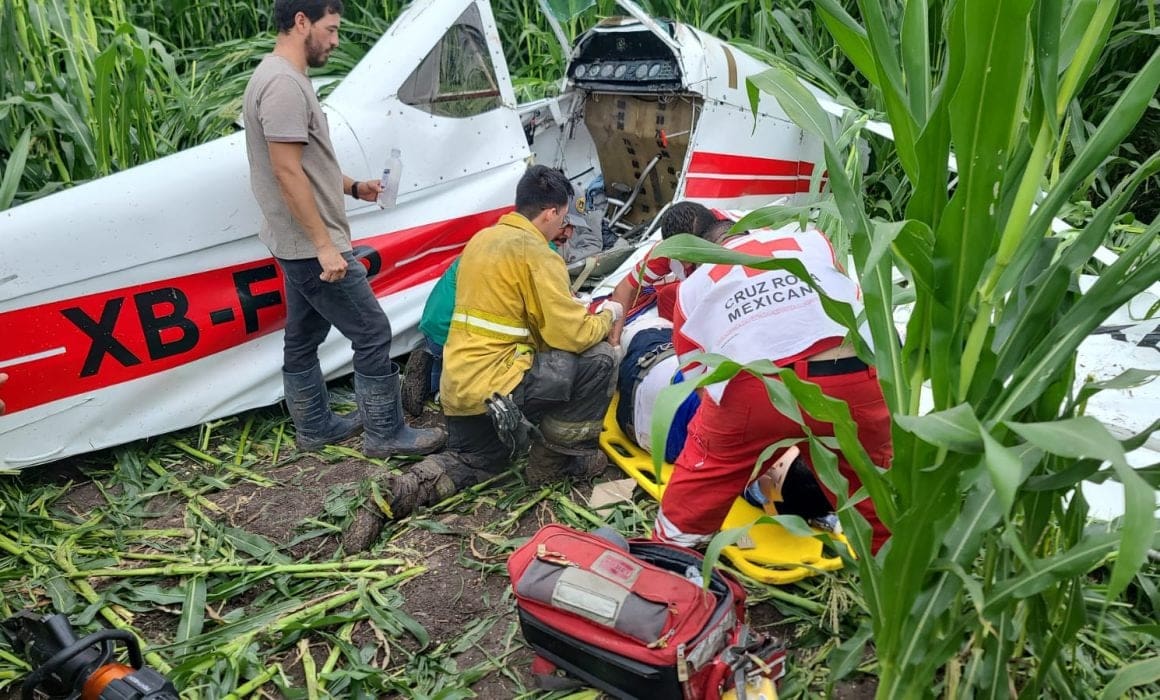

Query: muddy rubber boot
<box><xmin>355</xmin><ymin>365</ymin><xmax>446</xmax><ymax>458</ymax></box>
<box><xmin>566</xmin><ymin>449</ymin><xmax>608</xmax><ymax>480</ymax></box>
<box><xmin>525</xmin><ymin>439</ymin><xmax>574</xmax><ymax>486</ymax></box>
<box><xmin>283</xmin><ymin>366</ymin><xmax>363</xmax><ymax>451</ymax></box>
<box><xmin>401</xmin><ymin>350</ymin><xmax>433</xmax><ymax>418</ymax></box>
<box><xmin>378</xmin><ymin>457</ymin><xmax>457</xmax><ymax>519</ymax></box>
<box><xmin>341</xmin><ymin>455</ymin><xmax>461</xmax><ymax>552</ymax></box>
<box><xmin>528</xmin><ymin>415</ymin><xmax>606</xmax><ymax>484</ymax></box>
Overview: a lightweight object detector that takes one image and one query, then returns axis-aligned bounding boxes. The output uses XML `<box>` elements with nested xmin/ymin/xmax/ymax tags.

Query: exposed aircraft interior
<box><xmin>532</xmin><ymin>18</ymin><xmax>705</xmax><ymax>286</ymax></box>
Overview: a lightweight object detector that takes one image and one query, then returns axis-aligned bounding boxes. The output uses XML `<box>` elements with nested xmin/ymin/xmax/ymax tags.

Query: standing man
<box><xmin>243</xmin><ymin>0</ymin><xmax>444</xmax><ymax>457</ymax></box>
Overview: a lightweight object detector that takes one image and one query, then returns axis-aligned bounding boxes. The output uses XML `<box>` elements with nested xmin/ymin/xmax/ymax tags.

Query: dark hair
<box><xmin>659</xmin><ymin>201</ymin><xmax>717</xmax><ymax>239</ymax></box>
<box><xmin>704</xmin><ymin>219</ymin><xmax>734</xmax><ymax>243</ymax></box>
<box><xmin>274</xmin><ymin>0</ymin><xmax>344</xmax><ymax>32</ymax></box>
<box><xmin>515</xmin><ymin>165</ymin><xmax>572</xmax><ymax>219</ymax></box>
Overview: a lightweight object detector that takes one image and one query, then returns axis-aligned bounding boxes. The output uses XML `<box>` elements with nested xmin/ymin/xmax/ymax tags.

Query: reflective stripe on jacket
<box><xmin>441</xmin><ymin>212</ymin><xmax>613</xmax><ymax>416</ymax></box>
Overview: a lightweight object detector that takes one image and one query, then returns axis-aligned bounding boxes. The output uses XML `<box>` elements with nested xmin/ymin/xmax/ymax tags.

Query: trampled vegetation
<box><xmin>1</xmin><ymin>1</ymin><xmax>1158</xmax><ymax>699</ymax></box>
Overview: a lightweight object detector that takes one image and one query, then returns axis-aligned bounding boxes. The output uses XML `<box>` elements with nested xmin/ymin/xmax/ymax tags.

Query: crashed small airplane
<box><xmin>0</xmin><ymin>0</ymin><xmax>840</xmax><ymax>469</ymax></box>
<box><xmin>2</xmin><ymin>0</ymin><xmax>1156</xmax><ymax>496</ymax></box>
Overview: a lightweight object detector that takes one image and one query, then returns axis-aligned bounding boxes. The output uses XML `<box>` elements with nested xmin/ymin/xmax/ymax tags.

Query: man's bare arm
<box><xmin>341</xmin><ymin>174</ymin><xmax>383</xmax><ymax>203</ymax></box>
<box><xmin>606</xmin><ymin>275</ymin><xmax>640</xmax><ymax>346</ymax></box>
<box><xmin>268</xmin><ymin>141</ymin><xmax>347</xmax><ymax>281</ymax></box>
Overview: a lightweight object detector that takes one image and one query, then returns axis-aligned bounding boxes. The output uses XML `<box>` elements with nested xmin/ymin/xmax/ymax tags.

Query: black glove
<box><xmin>484</xmin><ymin>393</ymin><xmax>538</xmax><ymax>458</ymax></box>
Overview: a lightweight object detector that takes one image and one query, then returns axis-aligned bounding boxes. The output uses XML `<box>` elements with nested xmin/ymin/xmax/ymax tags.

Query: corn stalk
<box><xmin>653</xmin><ymin>0</ymin><xmax>1160</xmax><ymax>696</ymax></box>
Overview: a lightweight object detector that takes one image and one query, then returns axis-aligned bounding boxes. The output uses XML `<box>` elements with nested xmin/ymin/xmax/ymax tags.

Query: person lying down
<box><xmin>613</xmin><ymin>304</ymin><xmax>840</xmax><ymax>533</ymax></box>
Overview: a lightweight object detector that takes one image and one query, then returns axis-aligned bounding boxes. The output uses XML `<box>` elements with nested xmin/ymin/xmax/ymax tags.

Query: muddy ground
<box><xmin>3</xmin><ymin>417</ymin><xmax>875</xmax><ymax>699</ymax></box>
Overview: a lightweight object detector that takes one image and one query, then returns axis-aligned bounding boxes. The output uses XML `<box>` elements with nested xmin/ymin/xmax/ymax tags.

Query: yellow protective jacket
<box><xmin>441</xmin><ymin>212</ymin><xmax>614</xmax><ymax>416</ymax></box>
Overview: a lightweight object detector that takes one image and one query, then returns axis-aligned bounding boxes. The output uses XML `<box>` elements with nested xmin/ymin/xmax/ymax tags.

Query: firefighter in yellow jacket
<box><xmin>363</xmin><ymin>166</ymin><xmax>622</xmax><ymax>523</ymax></box>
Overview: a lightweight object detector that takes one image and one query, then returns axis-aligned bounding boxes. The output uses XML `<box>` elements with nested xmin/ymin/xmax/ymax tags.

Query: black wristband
<box><xmin>351</xmin><ymin>181</ymin><xmax>360</xmax><ymax>199</ymax></box>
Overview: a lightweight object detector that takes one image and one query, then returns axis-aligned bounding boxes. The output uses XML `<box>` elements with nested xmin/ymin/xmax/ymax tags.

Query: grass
<box><xmin>3</xmin><ymin>393</ymin><xmax>1155</xmax><ymax>697</ymax></box>
<box><xmin>0</xmin><ymin>398</ymin><xmax>886</xmax><ymax>698</ymax></box>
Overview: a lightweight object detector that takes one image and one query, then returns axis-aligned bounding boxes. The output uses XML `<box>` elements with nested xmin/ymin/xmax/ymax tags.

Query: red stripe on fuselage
<box><xmin>688</xmin><ymin>151</ymin><xmax>803</xmax><ymax>177</ymax></box>
<box><xmin>0</xmin><ymin>207</ymin><xmax>508</xmax><ymax>415</ymax></box>
<box><xmin>685</xmin><ymin>152</ymin><xmax>824</xmax><ymax>199</ymax></box>
<box><xmin>684</xmin><ymin>177</ymin><xmax>824</xmax><ymax>198</ymax></box>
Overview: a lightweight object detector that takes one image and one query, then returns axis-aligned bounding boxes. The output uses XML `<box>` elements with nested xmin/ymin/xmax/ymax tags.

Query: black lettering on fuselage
<box><xmin>135</xmin><ymin>287</ymin><xmax>199</xmax><ymax>360</ymax></box>
<box><xmin>233</xmin><ymin>265</ymin><xmax>282</xmax><ymax>334</ymax></box>
<box><xmin>62</xmin><ymin>299</ymin><xmax>142</xmax><ymax>377</ymax></box>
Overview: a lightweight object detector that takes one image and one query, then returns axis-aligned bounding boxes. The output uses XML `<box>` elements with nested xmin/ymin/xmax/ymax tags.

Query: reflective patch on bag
<box><xmin>556</xmin><ymin>580</ymin><xmax>619</xmax><ymax>623</ymax></box>
<box><xmin>553</xmin><ymin>567</ymin><xmax>626</xmax><ymax>626</ymax></box>
<box><xmin>544</xmin><ymin>566</ymin><xmax>669</xmax><ymax>643</ymax></box>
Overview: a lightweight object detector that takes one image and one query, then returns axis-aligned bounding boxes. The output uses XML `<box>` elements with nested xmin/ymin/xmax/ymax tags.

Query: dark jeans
<box><xmin>446</xmin><ymin>343</ymin><xmax>617</xmax><ymax>474</ymax></box>
<box><xmin>276</xmin><ymin>252</ymin><xmax>392</xmax><ymax>376</ymax></box>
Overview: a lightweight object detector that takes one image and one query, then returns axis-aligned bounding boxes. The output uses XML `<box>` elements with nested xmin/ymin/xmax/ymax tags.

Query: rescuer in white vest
<box><xmin>652</xmin><ymin>222</ymin><xmax>894</xmax><ymax>553</ymax></box>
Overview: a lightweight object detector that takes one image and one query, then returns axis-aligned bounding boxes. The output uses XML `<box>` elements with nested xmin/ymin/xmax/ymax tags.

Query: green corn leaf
<box><xmin>828</xmin><ymin>620</ymin><xmax>873</xmax><ymax>682</ymax></box>
<box><xmin>366</xmin><ymin>585</ymin><xmax>429</xmax><ymax>648</ymax></box>
<box><xmin>1075</xmin><ymin>369</ymin><xmax>1160</xmax><ymax>408</ymax></box>
<box><xmin>1118</xmin><ymin>418</ymin><xmax>1160</xmax><ymax>455</ymax></box>
<box><xmin>124</xmin><ymin>584</ymin><xmax>186</xmax><ymax>607</ymax></box>
<box><xmin>778</xmin><ymin>370</ymin><xmax>894</xmax><ymax>521</ymax></box>
<box><xmin>1098</xmin><ymin>655</ymin><xmax>1160</xmax><ymax>700</ymax></box>
<box><xmin>993</xmin><ymin>222</ymin><xmax>1160</xmax><ymax>421</ymax></box>
<box><xmin>899</xmin><ymin>0</ymin><xmax>930</xmax><ymax>121</ymax></box>
<box><xmin>979</xmin><ymin>428</ymin><xmax>1029</xmax><ymax>513</ymax></box>
<box><xmin>1032</xmin><ymin>0</ymin><xmax>1062</xmax><ymax>134</ymax></box>
<box><xmin>999</xmin><ymin>47</ymin><xmax>1160</xmax><ymax>296</ymax></box>
<box><xmin>1056</xmin><ymin>0</ymin><xmax>1117</xmax><ymax>112</ymax></box>
<box><xmin>893</xmin><ymin>403</ymin><xmax>984</xmax><ymax>453</ymax></box>
<box><xmin>854</xmin><ymin>0</ymin><xmax>921</xmax><ymax>180</ymax></box>
<box><xmin>813</xmin><ymin>0</ymin><xmax>880</xmax><ymax>84</ymax></box>
<box><xmin>44</xmin><ymin>92</ymin><xmax>97</xmax><ymax>172</ymax></box>
<box><xmin>1006</xmin><ymin>416</ymin><xmax>1156</xmax><ymax>597</ymax></box>
<box><xmin>731</xmin><ymin>199</ymin><xmax>840</xmax><ymax>233</ymax></box>
<box><xmin>648</xmin><ymin>357</ymin><xmax>738</xmax><ymax>482</ymax></box>
<box><xmin>938</xmin><ymin>0</ymin><xmax>1033</xmax><ymax>323</ymax></box>
<box><xmin>890</xmin><ymin>220</ymin><xmax>935</xmax><ymax>294</ymax></box>
<box><xmin>0</xmin><ymin>127</ymin><xmax>30</xmax><ymax>209</ymax></box>
<box><xmin>757</xmin><ymin>513</ymin><xmax>818</xmax><ymax>539</ymax></box>
<box><xmin>747</xmin><ymin>65</ymin><xmax>836</xmax><ymax>143</ymax></box>
<box><xmin>861</xmin><ymin>220</ymin><xmax>927</xmax><ymax>288</ymax></box>
<box><xmin>985</xmin><ymin>530</ymin><xmax>1119</xmax><ymax>611</ymax></box>
<box><xmin>994</xmin><ymin>152</ymin><xmax>1160</xmax><ymax>378</ymax></box>
<box><xmin>977</xmin><ymin>607</ymin><xmax>1017</xmax><ymax>700</ymax></box>
<box><xmin>1024</xmin><ymin>458</ymin><xmax>1101</xmax><ymax>491</ymax></box>
<box><xmin>700</xmin><ymin>525</ymin><xmax>753</xmax><ymax>589</ymax></box>
<box><xmin>176</xmin><ymin>575</ymin><xmax>207</xmax><ymax>646</ymax></box>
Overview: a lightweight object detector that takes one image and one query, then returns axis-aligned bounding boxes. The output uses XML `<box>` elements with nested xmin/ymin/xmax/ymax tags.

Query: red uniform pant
<box><xmin>657</xmin><ymin>363</ymin><xmax>893</xmax><ymax>552</ymax></box>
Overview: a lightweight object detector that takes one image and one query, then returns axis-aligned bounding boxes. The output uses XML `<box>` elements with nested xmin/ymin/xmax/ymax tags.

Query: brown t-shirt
<box><xmin>243</xmin><ymin>54</ymin><xmax>351</xmax><ymax>259</ymax></box>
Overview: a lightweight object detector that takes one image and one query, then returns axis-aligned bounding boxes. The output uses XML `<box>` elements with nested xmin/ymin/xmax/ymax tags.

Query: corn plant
<box><xmin>650</xmin><ymin>0</ymin><xmax>1160</xmax><ymax>697</ymax></box>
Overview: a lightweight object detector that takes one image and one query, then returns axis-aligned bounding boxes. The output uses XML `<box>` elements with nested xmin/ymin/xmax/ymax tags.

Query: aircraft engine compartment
<box><xmin>582</xmin><ymin>92</ymin><xmax>699</xmax><ymax>227</ymax></box>
<box><xmin>567</xmin><ymin>19</ymin><xmax>702</xmax><ymax>228</ymax></box>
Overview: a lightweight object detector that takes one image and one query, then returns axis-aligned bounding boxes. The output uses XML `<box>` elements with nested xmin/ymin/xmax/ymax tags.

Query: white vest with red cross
<box><xmin>673</xmin><ymin>224</ymin><xmax>861</xmax><ymax>402</ymax></box>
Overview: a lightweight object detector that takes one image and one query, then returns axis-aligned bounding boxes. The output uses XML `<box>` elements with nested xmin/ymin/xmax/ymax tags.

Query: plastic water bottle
<box><xmin>378</xmin><ymin>148</ymin><xmax>402</xmax><ymax>209</ymax></box>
